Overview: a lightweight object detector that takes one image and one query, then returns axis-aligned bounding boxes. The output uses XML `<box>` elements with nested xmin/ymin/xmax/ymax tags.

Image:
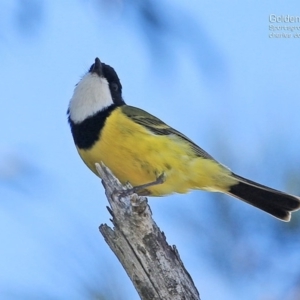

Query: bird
<box><xmin>67</xmin><ymin>57</ymin><xmax>300</xmax><ymax>222</ymax></box>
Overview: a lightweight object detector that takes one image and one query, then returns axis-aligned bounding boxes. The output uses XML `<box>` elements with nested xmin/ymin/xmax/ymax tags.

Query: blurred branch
<box><xmin>96</xmin><ymin>163</ymin><xmax>200</xmax><ymax>300</ymax></box>
<box><xmin>15</xmin><ymin>0</ymin><xmax>44</xmax><ymax>37</ymax></box>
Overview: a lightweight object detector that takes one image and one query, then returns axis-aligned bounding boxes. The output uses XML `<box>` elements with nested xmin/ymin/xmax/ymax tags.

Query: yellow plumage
<box><xmin>78</xmin><ymin>107</ymin><xmax>237</xmax><ymax>196</ymax></box>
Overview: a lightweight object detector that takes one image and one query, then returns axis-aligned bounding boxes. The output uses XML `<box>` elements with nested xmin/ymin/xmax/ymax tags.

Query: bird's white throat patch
<box><xmin>69</xmin><ymin>73</ymin><xmax>113</xmax><ymax>123</ymax></box>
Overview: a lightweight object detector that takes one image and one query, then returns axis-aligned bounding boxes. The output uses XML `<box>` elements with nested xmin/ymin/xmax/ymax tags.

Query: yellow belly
<box><xmin>77</xmin><ymin>108</ymin><xmax>236</xmax><ymax>196</ymax></box>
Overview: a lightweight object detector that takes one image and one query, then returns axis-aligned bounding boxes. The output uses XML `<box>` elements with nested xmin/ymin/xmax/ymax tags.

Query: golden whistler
<box><xmin>68</xmin><ymin>57</ymin><xmax>300</xmax><ymax>222</ymax></box>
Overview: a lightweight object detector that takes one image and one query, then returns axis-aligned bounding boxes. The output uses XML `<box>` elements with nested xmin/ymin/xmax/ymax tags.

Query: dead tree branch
<box><xmin>96</xmin><ymin>163</ymin><xmax>200</xmax><ymax>300</ymax></box>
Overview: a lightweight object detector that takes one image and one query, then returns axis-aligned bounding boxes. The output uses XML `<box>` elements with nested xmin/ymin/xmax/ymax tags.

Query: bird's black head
<box><xmin>89</xmin><ymin>57</ymin><xmax>125</xmax><ymax>106</ymax></box>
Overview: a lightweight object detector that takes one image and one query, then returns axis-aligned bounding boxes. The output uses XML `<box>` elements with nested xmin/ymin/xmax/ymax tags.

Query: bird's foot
<box><xmin>118</xmin><ymin>173</ymin><xmax>166</xmax><ymax>198</ymax></box>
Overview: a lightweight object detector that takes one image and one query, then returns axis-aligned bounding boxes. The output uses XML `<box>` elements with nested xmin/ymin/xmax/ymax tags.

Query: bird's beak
<box><xmin>90</xmin><ymin>57</ymin><xmax>103</xmax><ymax>77</ymax></box>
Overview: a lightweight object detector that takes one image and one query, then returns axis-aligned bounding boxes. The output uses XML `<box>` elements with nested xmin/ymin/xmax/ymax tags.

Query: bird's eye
<box><xmin>111</xmin><ymin>83</ymin><xmax>119</xmax><ymax>92</ymax></box>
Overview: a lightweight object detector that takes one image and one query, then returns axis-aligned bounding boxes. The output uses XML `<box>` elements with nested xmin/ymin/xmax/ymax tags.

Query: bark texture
<box><xmin>96</xmin><ymin>163</ymin><xmax>200</xmax><ymax>300</ymax></box>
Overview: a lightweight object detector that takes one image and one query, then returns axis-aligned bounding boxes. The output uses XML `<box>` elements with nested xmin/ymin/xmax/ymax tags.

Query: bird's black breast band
<box><xmin>68</xmin><ymin>104</ymin><xmax>117</xmax><ymax>150</ymax></box>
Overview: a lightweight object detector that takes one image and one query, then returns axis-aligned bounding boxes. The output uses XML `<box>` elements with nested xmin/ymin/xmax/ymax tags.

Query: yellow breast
<box><xmin>77</xmin><ymin>108</ymin><xmax>235</xmax><ymax>196</ymax></box>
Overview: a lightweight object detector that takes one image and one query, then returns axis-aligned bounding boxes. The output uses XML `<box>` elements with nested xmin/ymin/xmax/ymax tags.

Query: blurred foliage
<box><xmin>14</xmin><ymin>0</ymin><xmax>44</xmax><ymax>37</ymax></box>
<box><xmin>97</xmin><ymin>0</ymin><xmax>227</xmax><ymax>81</ymax></box>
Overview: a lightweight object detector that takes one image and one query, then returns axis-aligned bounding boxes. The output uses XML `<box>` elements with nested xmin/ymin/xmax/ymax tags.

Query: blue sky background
<box><xmin>1</xmin><ymin>1</ymin><xmax>300</xmax><ymax>299</ymax></box>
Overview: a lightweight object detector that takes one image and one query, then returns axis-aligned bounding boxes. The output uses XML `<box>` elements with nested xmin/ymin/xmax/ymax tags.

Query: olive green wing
<box><xmin>121</xmin><ymin>105</ymin><xmax>214</xmax><ymax>159</ymax></box>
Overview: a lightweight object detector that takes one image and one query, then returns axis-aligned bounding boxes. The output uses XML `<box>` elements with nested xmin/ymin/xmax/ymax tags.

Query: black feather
<box><xmin>228</xmin><ymin>173</ymin><xmax>300</xmax><ymax>221</ymax></box>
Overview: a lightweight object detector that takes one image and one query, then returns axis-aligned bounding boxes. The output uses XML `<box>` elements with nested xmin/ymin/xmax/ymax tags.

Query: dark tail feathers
<box><xmin>227</xmin><ymin>173</ymin><xmax>300</xmax><ymax>221</ymax></box>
